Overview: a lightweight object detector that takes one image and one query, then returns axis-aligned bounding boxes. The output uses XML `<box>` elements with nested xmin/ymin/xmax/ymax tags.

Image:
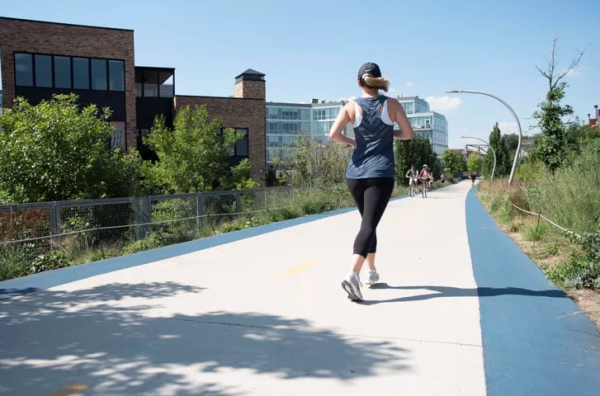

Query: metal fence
<box><xmin>0</xmin><ymin>186</ymin><xmax>295</xmax><ymax>254</ymax></box>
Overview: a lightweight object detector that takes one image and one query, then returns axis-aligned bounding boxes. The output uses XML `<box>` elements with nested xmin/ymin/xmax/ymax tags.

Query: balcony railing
<box><xmin>136</xmin><ymin>83</ymin><xmax>174</xmax><ymax>98</ymax></box>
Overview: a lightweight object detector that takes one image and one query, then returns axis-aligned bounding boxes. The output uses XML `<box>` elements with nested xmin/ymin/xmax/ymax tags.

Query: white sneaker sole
<box><xmin>341</xmin><ymin>280</ymin><xmax>363</xmax><ymax>302</ymax></box>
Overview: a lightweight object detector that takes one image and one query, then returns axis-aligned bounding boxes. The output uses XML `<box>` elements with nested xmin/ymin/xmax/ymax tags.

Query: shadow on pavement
<box><xmin>362</xmin><ymin>283</ymin><xmax>567</xmax><ymax>305</ymax></box>
<box><xmin>0</xmin><ymin>281</ymin><xmax>408</xmax><ymax>395</ymax></box>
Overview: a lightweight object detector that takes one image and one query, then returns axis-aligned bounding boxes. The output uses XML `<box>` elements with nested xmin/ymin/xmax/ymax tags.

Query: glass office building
<box><xmin>266</xmin><ymin>100</ymin><xmax>352</xmax><ymax>166</ymax></box>
<box><xmin>396</xmin><ymin>96</ymin><xmax>448</xmax><ymax>156</ymax></box>
<box><xmin>267</xmin><ymin>95</ymin><xmax>449</xmax><ymax>166</ymax></box>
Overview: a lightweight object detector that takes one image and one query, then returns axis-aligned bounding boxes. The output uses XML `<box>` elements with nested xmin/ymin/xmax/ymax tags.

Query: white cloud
<box><xmin>424</xmin><ymin>96</ymin><xmax>463</xmax><ymax>113</ymax></box>
<box><xmin>498</xmin><ymin>122</ymin><xmax>519</xmax><ymax>134</ymax></box>
<box><xmin>406</xmin><ymin>81</ymin><xmax>415</xmax><ymax>86</ymax></box>
<box><xmin>338</xmin><ymin>95</ymin><xmax>357</xmax><ymax>102</ymax></box>
<box><xmin>565</xmin><ymin>66</ymin><xmax>592</xmax><ymax>77</ymax></box>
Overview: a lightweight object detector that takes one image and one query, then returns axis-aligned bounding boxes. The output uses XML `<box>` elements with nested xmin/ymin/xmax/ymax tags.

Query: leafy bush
<box><xmin>140</xmin><ymin>105</ymin><xmax>253</xmax><ymax>194</ymax></box>
<box><xmin>553</xmin><ymin>232</ymin><xmax>600</xmax><ymax>289</ymax></box>
<box><xmin>0</xmin><ymin>94</ymin><xmax>141</xmax><ymax>203</ymax></box>
<box><xmin>150</xmin><ymin>199</ymin><xmax>198</xmax><ymax>244</ymax></box>
<box><xmin>516</xmin><ymin>160</ymin><xmax>546</xmax><ymax>183</ymax></box>
<box><xmin>545</xmin><ymin>232</ymin><xmax>600</xmax><ymax>290</ymax></box>
<box><xmin>266</xmin><ymin>208</ymin><xmax>301</xmax><ymax>222</ymax></box>
<box><xmin>30</xmin><ymin>251</ymin><xmax>71</xmax><ymax>274</ymax></box>
<box><xmin>121</xmin><ymin>233</ymin><xmax>167</xmax><ymax>255</ymax></box>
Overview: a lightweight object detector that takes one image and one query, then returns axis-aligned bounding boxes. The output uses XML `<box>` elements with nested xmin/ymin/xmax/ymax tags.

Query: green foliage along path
<box><xmin>0</xmin><ymin>94</ymin><xmax>141</xmax><ymax>203</ymax></box>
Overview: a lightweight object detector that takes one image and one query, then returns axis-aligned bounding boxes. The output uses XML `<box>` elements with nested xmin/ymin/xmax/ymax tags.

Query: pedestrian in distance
<box><xmin>329</xmin><ymin>62</ymin><xmax>414</xmax><ymax>302</ymax></box>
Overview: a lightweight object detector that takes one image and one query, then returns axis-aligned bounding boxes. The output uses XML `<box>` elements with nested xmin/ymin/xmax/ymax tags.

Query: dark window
<box><xmin>73</xmin><ymin>58</ymin><xmax>90</xmax><ymax>89</ymax></box>
<box><xmin>219</xmin><ymin>128</ymin><xmax>249</xmax><ymax>156</ymax></box>
<box><xmin>108</xmin><ymin>60</ymin><xmax>124</xmax><ymax>91</ymax></box>
<box><xmin>15</xmin><ymin>53</ymin><xmax>33</xmax><ymax>87</ymax></box>
<box><xmin>54</xmin><ymin>56</ymin><xmax>71</xmax><ymax>89</ymax></box>
<box><xmin>234</xmin><ymin>128</ymin><xmax>249</xmax><ymax>156</ymax></box>
<box><xmin>91</xmin><ymin>59</ymin><xmax>107</xmax><ymax>90</ymax></box>
<box><xmin>34</xmin><ymin>54</ymin><xmax>53</xmax><ymax>88</ymax></box>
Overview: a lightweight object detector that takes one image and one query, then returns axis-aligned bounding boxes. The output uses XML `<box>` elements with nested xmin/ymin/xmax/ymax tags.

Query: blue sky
<box><xmin>1</xmin><ymin>0</ymin><xmax>598</xmax><ymax>148</ymax></box>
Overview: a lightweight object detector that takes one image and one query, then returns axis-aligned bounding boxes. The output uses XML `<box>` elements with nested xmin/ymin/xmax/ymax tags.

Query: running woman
<box><xmin>329</xmin><ymin>62</ymin><xmax>414</xmax><ymax>302</ymax></box>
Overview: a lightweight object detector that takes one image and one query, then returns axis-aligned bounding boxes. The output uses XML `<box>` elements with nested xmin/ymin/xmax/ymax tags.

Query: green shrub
<box><xmin>523</xmin><ymin>222</ymin><xmax>549</xmax><ymax>241</ymax></box>
<box><xmin>516</xmin><ymin>159</ymin><xmax>546</xmax><ymax>183</ymax></box>
<box><xmin>121</xmin><ymin>233</ymin><xmax>166</xmax><ymax>255</ymax></box>
<box><xmin>545</xmin><ymin>232</ymin><xmax>600</xmax><ymax>289</ymax></box>
<box><xmin>150</xmin><ymin>199</ymin><xmax>198</xmax><ymax>244</ymax></box>
<box><xmin>266</xmin><ymin>208</ymin><xmax>301</xmax><ymax>222</ymax></box>
<box><xmin>30</xmin><ymin>251</ymin><xmax>71</xmax><ymax>274</ymax></box>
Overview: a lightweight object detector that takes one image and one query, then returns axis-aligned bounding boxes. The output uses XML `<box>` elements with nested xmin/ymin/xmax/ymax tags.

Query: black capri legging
<box><xmin>346</xmin><ymin>177</ymin><xmax>395</xmax><ymax>258</ymax></box>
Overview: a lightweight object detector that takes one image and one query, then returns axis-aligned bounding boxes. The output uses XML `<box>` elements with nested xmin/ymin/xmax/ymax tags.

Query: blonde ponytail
<box><xmin>362</xmin><ymin>74</ymin><xmax>390</xmax><ymax>92</ymax></box>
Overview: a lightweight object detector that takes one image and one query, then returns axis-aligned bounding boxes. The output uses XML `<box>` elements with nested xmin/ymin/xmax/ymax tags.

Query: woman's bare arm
<box><xmin>388</xmin><ymin>99</ymin><xmax>414</xmax><ymax>140</ymax></box>
<box><xmin>329</xmin><ymin>102</ymin><xmax>356</xmax><ymax>147</ymax></box>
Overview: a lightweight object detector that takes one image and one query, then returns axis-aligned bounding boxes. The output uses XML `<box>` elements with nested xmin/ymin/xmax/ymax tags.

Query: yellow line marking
<box><xmin>283</xmin><ymin>260</ymin><xmax>317</xmax><ymax>276</ymax></box>
<box><xmin>46</xmin><ymin>384</ymin><xmax>90</xmax><ymax>396</ymax></box>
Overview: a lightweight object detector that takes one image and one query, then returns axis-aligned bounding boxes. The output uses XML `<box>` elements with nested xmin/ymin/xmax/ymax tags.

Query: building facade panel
<box><xmin>265</xmin><ymin>101</ymin><xmax>354</xmax><ymax>166</ymax></box>
<box><xmin>0</xmin><ymin>17</ymin><xmax>136</xmax><ymax>150</ymax></box>
<box><xmin>397</xmin><ymin>96</ymin><xmax>449</xmax><ymax>156</ymax></box>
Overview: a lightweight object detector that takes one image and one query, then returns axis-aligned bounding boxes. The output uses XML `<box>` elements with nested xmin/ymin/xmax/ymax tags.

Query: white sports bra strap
<box><xmin>352</xmin><ymin>99</ymin><xmax>394</xmax><ymax>128</ymax></box>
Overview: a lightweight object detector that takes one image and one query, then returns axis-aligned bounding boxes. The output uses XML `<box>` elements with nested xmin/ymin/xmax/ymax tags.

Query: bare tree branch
<box><xmin>536</xmin><ymin>36</ymin><xmax>586</xmax><ymax>90</ymax></box>
<box><xmin>553</xmin><ymin>49</ymin><xmax>585</xmax><ymax>89</ymax></box>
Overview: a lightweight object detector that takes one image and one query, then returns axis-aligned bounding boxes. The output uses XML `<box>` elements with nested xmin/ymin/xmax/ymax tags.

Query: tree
<box><xmin>483</xmin><ymin>123</ymin><xmax>511</xmax><ymax>178</ymax></box>
<box><xmin>501</xmin><ymin>133</ymin><xmax>519</xmax><ymax>159</ymax></box>
<box><xmin>531</xmin><ymin>37</ymin><xmax>585</xmax><ymax>174</ymax></box>
<box><xmin>140</xmin><ymin>105</ymin><xmax>257</xmax><ymax>194</ymax></box>
<box><xmin>441</xmin><ymin>149</ymin><xmax>467</xmax><ymax>176</ymax></box>
<box><xmin>564</xmin><ymin>119</ymin><xmax>600</xmax><ymax>156</ymax></box>
<box><xmin>467</xmin><ymin>151</ymin><xmax>482</xmax><ymax>173</ymax></box>
<box><xmin>394</xmin><ymin>135</ymin><xmax>439</xmax><ymax>186</ymax></box>
<box><xmin>273</xmin><ymin>133</ymin><xmax>351</xmax><ymax>188</ymax></box>
<box><xmin>0</xmin><ymin>94</ymin><xmax>142</xmax><ymax>203</ymax></box>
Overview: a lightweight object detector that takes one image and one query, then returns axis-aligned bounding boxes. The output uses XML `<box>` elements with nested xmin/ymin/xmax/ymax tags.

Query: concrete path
<box><xmin>0</xmin><ymin>181</ymin><xmax>598</xmax><ymax>395</ymax></box>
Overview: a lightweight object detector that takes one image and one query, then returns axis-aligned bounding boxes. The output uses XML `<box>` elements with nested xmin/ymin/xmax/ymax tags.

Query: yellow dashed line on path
<box><xmin>283</xmin><ymin>260</ymin><xmax>317</xmax><ymax>276</ymax></box>
<box><xmin>46</xmin><ymin>384</ymin><xmax>90</xmax><ymax>396</ymax></box>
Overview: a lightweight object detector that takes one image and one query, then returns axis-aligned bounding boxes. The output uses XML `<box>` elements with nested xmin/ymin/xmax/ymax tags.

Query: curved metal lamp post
<box><xmin>446</xmin><ymin>90</ymin><xmax>522</xmax><ymax>185</ymax></box>
<box><xmin>460</xmin><ymin>136</ymin><xmax>496</xmax><ymax>181</ymax></box>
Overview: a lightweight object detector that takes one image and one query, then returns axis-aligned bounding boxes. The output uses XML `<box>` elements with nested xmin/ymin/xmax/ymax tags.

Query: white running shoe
<box><xmin>366</xmin><ymin>270</ymin><xmax>379</xmax><ymax>285</ymax></box>
<box><xmin>341</xmin><ymin>271</ymin><xmax>363</xmax><ymax>302</ymax></box>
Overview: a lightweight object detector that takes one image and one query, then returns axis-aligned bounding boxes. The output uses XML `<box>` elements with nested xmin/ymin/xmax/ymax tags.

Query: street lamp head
<box><xmin>446</xmin><ymin>90</ymin><xmax>460</xmax><ymax>93</ymax></box>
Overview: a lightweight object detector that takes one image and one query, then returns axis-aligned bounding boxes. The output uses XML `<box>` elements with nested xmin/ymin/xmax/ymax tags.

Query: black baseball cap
<box><xmin>358</xmin><ymin>62</ymin><xmax>382</xmax><ymax>80</ymax></box>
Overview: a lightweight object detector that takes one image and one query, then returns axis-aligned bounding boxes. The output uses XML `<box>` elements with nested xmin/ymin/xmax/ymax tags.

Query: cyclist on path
<box><xmin>419</xmin><ymin>164</ymin><xmax>432</xmax><ymax>196</ymax></box>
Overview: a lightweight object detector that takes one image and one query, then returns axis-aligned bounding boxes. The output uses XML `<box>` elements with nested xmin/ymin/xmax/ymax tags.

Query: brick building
<box><xmin>588</xmin><ymin>105</ymin><xmax>598</xmax><ymax>127</ymax></box>
<box><xmin>0</xmin><ymin>17</ymin><xmax>266</xmax><ymax>184</ymax></box>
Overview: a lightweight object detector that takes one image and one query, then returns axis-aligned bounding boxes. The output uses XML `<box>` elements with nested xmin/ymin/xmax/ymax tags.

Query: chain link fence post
<box><xmin>235</xmin><ymin>191</ymin><xmax>241</xmax><ymax>214</ymax></box>
<box><xmin>196</xmin><ymin>193</ymin><xmax>204</xmax><ymax>231</ymax></box>
<box><xmin>133</xmin><ymin>196</ymin><xmax>151</xmax><ymax>240</ymax></box>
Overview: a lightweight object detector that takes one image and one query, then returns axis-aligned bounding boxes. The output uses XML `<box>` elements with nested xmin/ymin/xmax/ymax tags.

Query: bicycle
<box><xmin>420</xmin><ymin>178</ymin><xmax>428</xmax><ymax>198</ymax></box>
<box><xmin>406</xmin><ymin>176</ymin><xmax>417</xmax><ymax>197</ymax></box>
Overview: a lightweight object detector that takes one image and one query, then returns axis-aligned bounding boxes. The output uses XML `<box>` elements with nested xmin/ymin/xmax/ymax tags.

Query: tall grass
<box><xmin>527</xmin><ymin>141</ymin><xmax>600</xmax><ymax>235</ymax></box>
<box><xmin>477</xmin><ymin>140</ymin><xmax>600</xmax><ymax>290</ymax></box>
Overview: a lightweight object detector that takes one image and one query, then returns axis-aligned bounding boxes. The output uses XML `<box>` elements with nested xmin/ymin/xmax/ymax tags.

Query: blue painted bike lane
<box><xmin>466</xmin><ymin>187</ymin><xmax>600</xmax><ymax>395</ymax></box>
